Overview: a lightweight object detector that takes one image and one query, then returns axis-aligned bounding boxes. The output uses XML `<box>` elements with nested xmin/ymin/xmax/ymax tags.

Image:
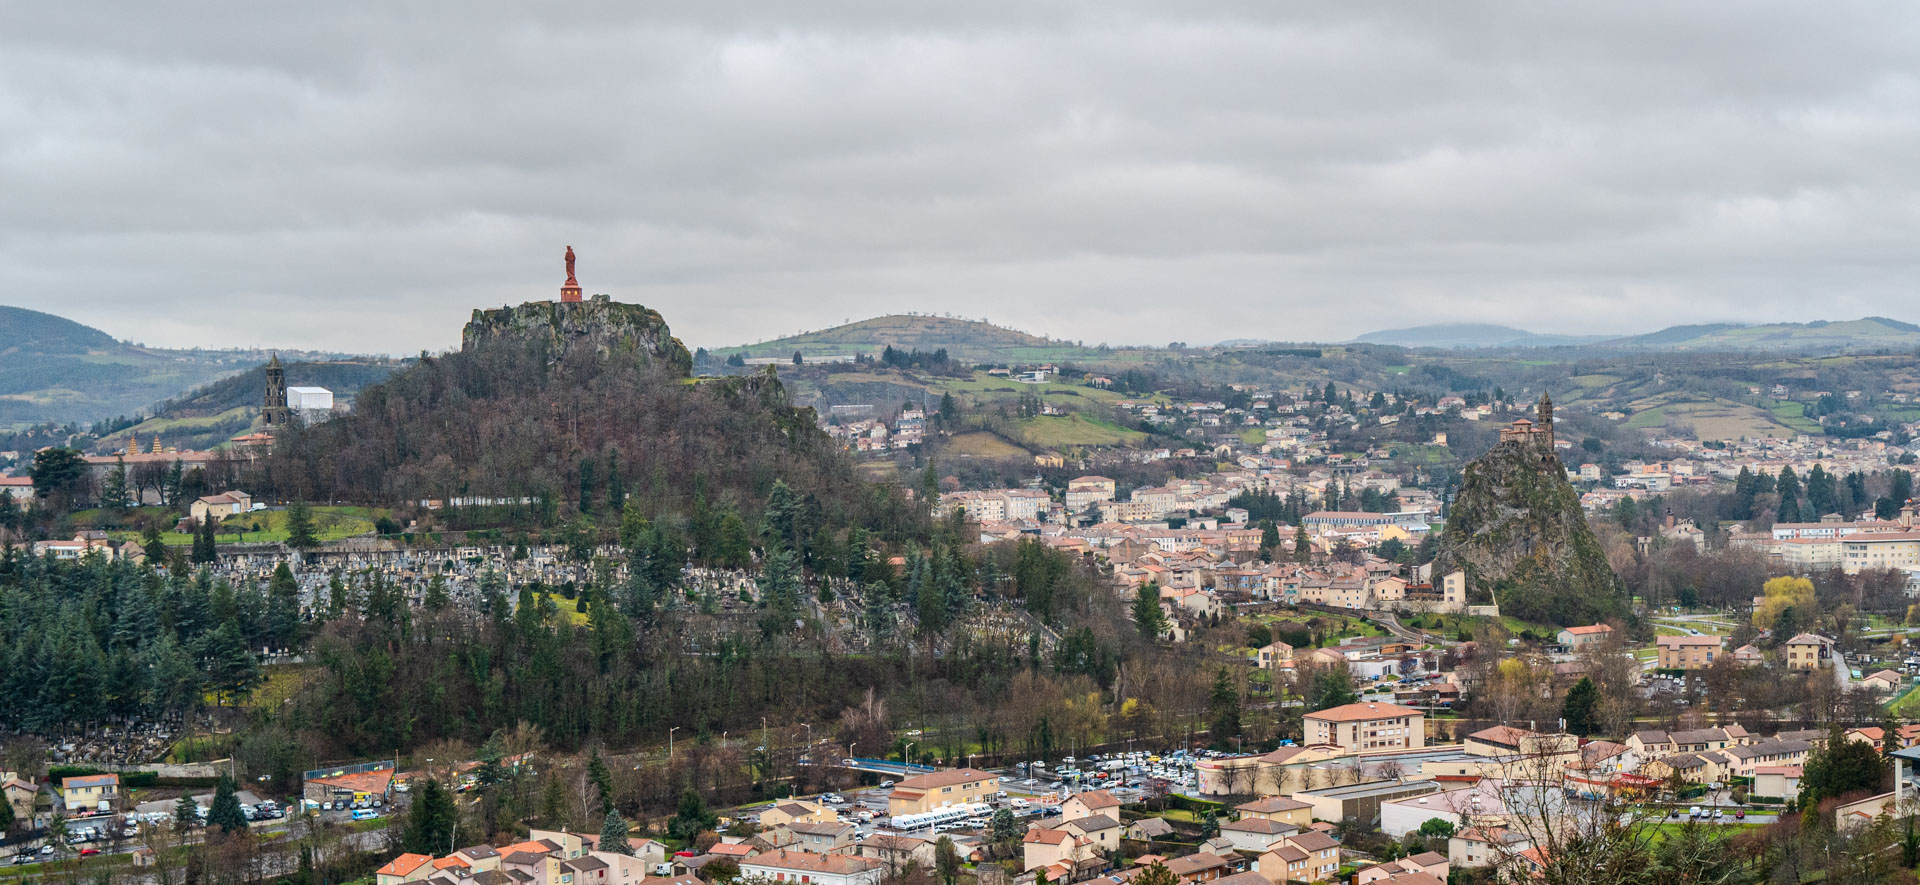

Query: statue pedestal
<box><xmin>561</xmin><ymin>281</ymin><xmax>583</xmax><ymax>303</ymax></box>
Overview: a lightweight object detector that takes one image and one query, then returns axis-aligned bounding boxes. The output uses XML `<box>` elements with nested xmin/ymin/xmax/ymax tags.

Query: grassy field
<box><xmin>1012</xmin><ymin>414</ymin><xmax>1147</xmax><ymax>448</ymax></box>
<box><xmin>106</xmin><ymin>505</ymin><xmax>385</xmax><ymax>546</ymax></box>
<box><xmin>945</xmin><ymin>431</ymin><xmax>1032</xmax><ymax>460</ymax></box>
<box><xmin>1623</xmin><ymin>394</ymin><xmax>1797</xmax><ymax>439</ymax></box>
<box><xmin>1238</xmin><ymin>427</ymin><xmax>1267</xmax><ymax>446</ymax></box>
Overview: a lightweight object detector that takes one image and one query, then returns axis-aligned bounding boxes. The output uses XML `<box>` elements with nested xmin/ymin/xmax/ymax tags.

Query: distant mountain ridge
<box><xmin>0</xmin><ymin>305</ymin><xmax>244</xmax><ymax>426</ymax></box>
<box><xmin>1601</xmin><ymin>316</ymin><xmax>1920</xmax><ymax>351</ymax></box>
<box><xmin>1352</xmin><ymin>323</ymin><xmax>1610</xmax><ymax>348</ymax></box>
<box><xmin>709</xmin><ymin>314</ymin><xmax>1101</xmax><ymax>363</ymax></box>
<box><xmin>1354</xmin><ymin>317</ymin><xmax>1920</xmax><ymax>352</ymax></box>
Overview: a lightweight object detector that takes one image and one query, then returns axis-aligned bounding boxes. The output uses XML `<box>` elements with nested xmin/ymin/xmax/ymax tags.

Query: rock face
<box><xmin>1435</xmin><ymin>423</ymin><xmax>1627</xmax><ymax>626</ymax></box>
<box><xmin>463</xmin><ymin>294</ymin><xmax>693</xmax><ymax>376</ymax></box>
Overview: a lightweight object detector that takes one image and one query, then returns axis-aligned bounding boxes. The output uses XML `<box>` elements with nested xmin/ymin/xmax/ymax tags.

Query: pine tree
<box><xmin>1562</xmin><ymin>677</ymin><xmax>1599</xmax><ymax>737</ymax></box>
<box><xmin>1207</xmin><ymin>667</ymin><xmax>1241</xmax><ymax>745</ymax></box>
<box><xmin>425</xmin><ymin>573</ymin><xmax>449</xmax><ymax>610</ymax></box>
<box><xmin>403</xmin><ymin>776</ymin><xmax>459</xmax><ymax>854</ymax></box>
<box><xmin>102</xmin><ymin>459</ymin><xmax>130</xmax><ymax>510</ymax></box>
<box><xmin>284</xmin><ymin>501</ymin><xmax>317</xmax><ymax>549</ymax></box>
<box><xmin>173</xmin><ymin>790</ymin><xmax>197</xmax><ymax>833</ymax></box>
<box><xmin>206</xmin><ymin>775</ymin><xmax>247</xmax><ymax>834</ymax></box>
<box><xmin>588</xmin><ymin>750</ymin><xmax>616</xmax><ymax>815</ymax></box>
<box><xmin>192</xmin><ymin>519</ymin><xmax>218</xmax><ymax>564</ymax></box>
<box><xmin>599</xmin><ymin>810</ymin><xmax>633</xmax><ymax>855</ymax></box>
<box><xmin>1293</xmin><ymin>526</ymin><xmax>1312</xmax><ymax>564</ymax></box>
<box><xmin>606</xmin><ymin>449</ymin><xmax>626</xmax><ymax>514</ymax></box>
<box><xmin>1132</xmin><ymin>584</ymin><xmax>1167</xmax><ymax>640</ymax></box>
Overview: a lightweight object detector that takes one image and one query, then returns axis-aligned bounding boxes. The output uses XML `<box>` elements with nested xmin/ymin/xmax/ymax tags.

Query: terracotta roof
<box><xmin>1562</xmin><ymin>625</ymin><xmax>1612</xmax><ymax>635</ymax></box>
<box><xmin>1073</xmin><ymin>789</ymin><xmax>1120</xmax><ymax>809</ymax></box>
<box><xmin>1286</xmin><ymin>831</ymin><xmax>1339</xmax><ymax>852</ymax></box>
<box><xmin>741</xmin><ymin>850</ymin><xmax>883</xmax><ymax>875</ymax></box>
<box><xmin>1304</xmin><ymin>701</ymin><xmax>1419</xmax><ymax>722</ymax></box>
<box><xmin>894</xmin><ymin>768</ymin><xmax>994</xmax><ymax>790</ymax></box>
<box><xmin>378</xmin><ymin>854</ymin><xmax>435</xmax><ymax>877</ymax></box>
<box><xmin>1236</xmin><ymin>797</ymin><xmax>1310</xmax><ymax>814</ymax></box>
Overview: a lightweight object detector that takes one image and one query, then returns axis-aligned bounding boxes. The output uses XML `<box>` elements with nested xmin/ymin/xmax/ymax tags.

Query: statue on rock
<box><xmin>561</xmin><ymin>245</ymin><xmax>583</xmax><ymax>303</ymax></box>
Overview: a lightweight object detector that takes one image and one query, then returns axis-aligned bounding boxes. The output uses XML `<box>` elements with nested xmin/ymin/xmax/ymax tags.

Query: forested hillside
<box><xmin>0</xmin><ymin>305</ymin><xmax>243</xmax><ymax>426</ymax></box>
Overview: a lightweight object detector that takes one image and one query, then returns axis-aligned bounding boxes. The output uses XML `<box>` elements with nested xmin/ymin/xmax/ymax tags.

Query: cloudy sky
<box><xmin>4</xmin><ymin>2</ymin><xmax>1919</xmax><ymax>354</ymax></box>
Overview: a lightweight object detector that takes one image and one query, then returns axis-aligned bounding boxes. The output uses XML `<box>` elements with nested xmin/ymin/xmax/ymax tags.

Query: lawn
<box><xmin>945</xmin><ymin>431</ymin><xmax>1032</xmax><ymax>460</ymax></box>
<box><xmin>109</xmin><ymin>505</ymin><xmax>385</xmax><ymax>546</ymax></box>
<box><xmin>1238</xmin><ymin>427</ymin><xmax>1267</xmax><ymax>446</ymax></box>
<box><xmin>1012</xmin><ymin>414</ymin><xmax>1147</xmax><ymax>448</ymax></box>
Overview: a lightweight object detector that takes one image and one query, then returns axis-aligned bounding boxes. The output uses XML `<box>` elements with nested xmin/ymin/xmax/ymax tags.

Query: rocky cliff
<box><xmin>463</xmin><ymin>295</ymin><xmax>693</xmax><ymax>376</ymax></box>
<box><xmin>1435</xmin><ymin>438</ymin><xmax>1627</xmax><ymax>626</ymax></box>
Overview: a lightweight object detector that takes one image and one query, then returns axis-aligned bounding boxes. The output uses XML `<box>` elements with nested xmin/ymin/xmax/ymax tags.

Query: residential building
<box><xmin>1302</xmin><ymin>702</ymin><xmax>1425</xmax><ymax>752</ymax></box>
<box><xmin>378</xmin><ymin>854</ymin><xmax>436</xmax><ymax>885</ymax></box>
<box><xmin>1655</xmin><ymin>634</ymin><xmax>1722</xmax><ymax>670</ymax></box>
<box><xmin>1234</xmin><ymin>796</ymin><xmax>1312</xmax><ymax>829</ymax></box>
<box><xmin>61</xmin><ymin>773</ymin><xmax>119</xmax><ymax>815</ymax></box>
<box><xmin>1555</xmin><ymin>624</ymin><xmax>1613</xmax><ymax>651</ymax></box>
<box><xmin>758</xmin><ymin>800</ymin><xmax>837</xmax><ymax>829</ymax></box>
<box><xmin>1785</xmin><ymin>633</ymin><xmax>1834</xmax><ymax>670</ymax></box>
<box><xmin>887</xmin><ymin>768</ymin><xmax>997</xmax><ymax>815</ymax></box>
<box><xmin>191</xmin><ymin>491</ymin><xmax>253</xmax><ymax>523</ymax></box>
<box><xmin>739</xmin><ymin>850</ymin><xmax>884</xmax><ymax>885</ymax></box>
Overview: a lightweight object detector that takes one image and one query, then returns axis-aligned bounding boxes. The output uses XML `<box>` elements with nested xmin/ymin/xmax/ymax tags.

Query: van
<box><xmin>351</xmin><ymin>808</ymin><xmax>379</xmax><ymax>821</ymax></box>
<box><xmin>1010</xmin><ymin>798</ymin><xmax>1030</xmax><ymax>809</ymax></box>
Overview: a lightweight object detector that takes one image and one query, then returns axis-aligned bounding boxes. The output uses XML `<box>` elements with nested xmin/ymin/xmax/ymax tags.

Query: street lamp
<box><xmin>669</xmin><ymin>727</ymin><xmax>680</xmax><ymax>762</ymax></box>
<box><xmin>902</xmin><ymin>741</ymin><xmax>916</xmax><ymax>766</ymax></box>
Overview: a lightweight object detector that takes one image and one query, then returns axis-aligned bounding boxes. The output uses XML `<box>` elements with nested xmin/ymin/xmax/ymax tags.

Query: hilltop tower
<box><xmin>1496</xmin><ymin>391</ymin><xmax>1558</xmax><ymax>461</ymax></box>
<box><xmin>262</xmin><ymin>354</ymin><xmax>290</xmax><ymax>427</ymax></box>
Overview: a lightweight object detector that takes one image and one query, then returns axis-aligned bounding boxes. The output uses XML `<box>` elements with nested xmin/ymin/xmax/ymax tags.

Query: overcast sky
<box><xmin>5</xmin><ymin>2</ymin><xmax>1919</xmax><ymax>354</ymax></box>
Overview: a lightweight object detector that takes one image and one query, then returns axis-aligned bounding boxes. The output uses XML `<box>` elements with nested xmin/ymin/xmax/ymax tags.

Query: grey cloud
<box><xmin>2</xmin><ymin>2</ymin><xmax>1917</xmax><ymax>352</ymax></box>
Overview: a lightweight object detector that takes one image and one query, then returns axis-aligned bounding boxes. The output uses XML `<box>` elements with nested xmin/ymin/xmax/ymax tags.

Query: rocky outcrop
<box><xmin>1434</xmin><ymin>436</ymin><xmax>1627</xmax><ymax>626</ymax></box>
<box><xmin>463</xmin><ymin>294</ymin><xmax>693</xmax><ymax>376</ymax></box>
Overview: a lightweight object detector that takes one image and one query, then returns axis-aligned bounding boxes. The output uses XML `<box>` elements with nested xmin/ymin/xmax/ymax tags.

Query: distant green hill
<box><xmin>708</xmin><ymin>315</ymin><xmax>1112</xmax><ymax>364</ymax></box>
<box><xmin>1353</xmin><ymin>323</ymin><xmax>1609</xmax><ymax>348</ymax></box>
<box><xmin>1605</xmin><ymin>317</ymin><xmax>1920</xmax><ymax>351</ymax></box>
<box><xmin>0</xmin><ymin>305</ymin><xmax>244</xmax><ymax>427</ymax></box>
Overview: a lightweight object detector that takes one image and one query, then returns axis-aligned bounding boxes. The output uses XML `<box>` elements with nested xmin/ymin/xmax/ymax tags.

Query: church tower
<box><xmin>1538</xmin><ymin>391</ymin><xmax>1554</xmax><ymax>434</ymax></box>
<box><xmin>262</xmin><ymin>354</ymin><xmax>290</xmax><ymax>427</ymax></box>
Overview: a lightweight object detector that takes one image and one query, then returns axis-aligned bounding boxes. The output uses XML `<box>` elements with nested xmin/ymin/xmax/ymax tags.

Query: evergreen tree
<box><xmin>142</xmin><ymin>526</ymin><xmax>168</xmax><ymax>563</ymax></box>
<box><xmin>1293</xmin><ymin>526</ymin><xmax>1312</xmax><ymax>564</ymax></box>
<box><xmin>266</xmin><ymin>563</ymin><xmax>301</xmax><ymax>648</ymax></box>
<box><xmin>1802</xmin><ymin>724</ymin><xmax>1887</xmax><ymax>803</ymax></box>
<box><xmin>403</xmin><ymin>776</ymin><xmax>459</xmax><ymax>854</ymax></box>
<box><xmin>172</xmin><ymin>794</ymin><xmax>200</xmax><ymax>837</ymax></box>
<box><xmin>284</xmin><ymin>501</ymin><xmax>318</xmax><ymax>549</ymax></box>
<box><xmin>425</xmin><ymin>573</ymin><xmax>449</xmax><ymax>610</ymax></box>
<box><xmin>0</xmin><ymin>790</ymin><xmax>13</xmax><ymax>832</ymax></box>
<box><xmin>1132</xmin><ymin>585</ymin><xmax>1167</xmax><ymax>640</ymax></box>
<box><xmin>578</xmin><ymin>458</ymin><xmax>596</xmax><ymax>515</ymax></box>
<box><xmin>192</xmin><ymin>519</ymin><xmax>218</xmax><ymax>564</ymax></box>
<box><xmin>606</xmin><ymin>449</ymin><xmax>626</xmax><ymax>514</ymax></box>
<box><xmin>206</xmin><ymin>775</ymin><xmax>247</xmax><ymax>834</ymax></box>
<box><xmin>1207</xmin><ymin>667</ymin><xmax>1241</xmax><ymax>745</ymax></box>
<box><xmin>588</xmin><ymin>750</ymin><xmax>616</xmax><ymax>815</ymax></box>
<box><xmin>599</xmin><ymin>810</ymin><xmax>633</xmax><ymax>855</ymax></box>
<box><xmin>541</xmin><ymin>775</ymin><xmax>567</xmax><ymax>826</ymax></box>
<box><xmin>1562</xmin><ymin>677</ymin><xmax>1599</xmax><ymax>737</ymax></box>
<box><xmin>1259</xmin><ymin>520</ymin><xmax>1280</xmax><ymax>558</ymax></box>
<box><xmin>666</xmin><ymin>789</ymin><xmax>717</xmax><ymax>841</ymax></box>
<box><xmin>101</xmin><ymin>459</ymin><xmax>130</xmax><ymax>510</ymax></box>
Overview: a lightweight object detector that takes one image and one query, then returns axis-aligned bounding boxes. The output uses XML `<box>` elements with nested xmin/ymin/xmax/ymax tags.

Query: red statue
<box><xmin>561</xmin><ymin>245</ymin><xmax>583</xmax><ymax>302</ymax></box>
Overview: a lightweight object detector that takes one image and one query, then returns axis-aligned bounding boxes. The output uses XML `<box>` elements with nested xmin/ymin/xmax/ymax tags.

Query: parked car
<box><xmin>78</xmin><ymin>849</ymin><xmax>100</xmax><ymax>857</ymax></box>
